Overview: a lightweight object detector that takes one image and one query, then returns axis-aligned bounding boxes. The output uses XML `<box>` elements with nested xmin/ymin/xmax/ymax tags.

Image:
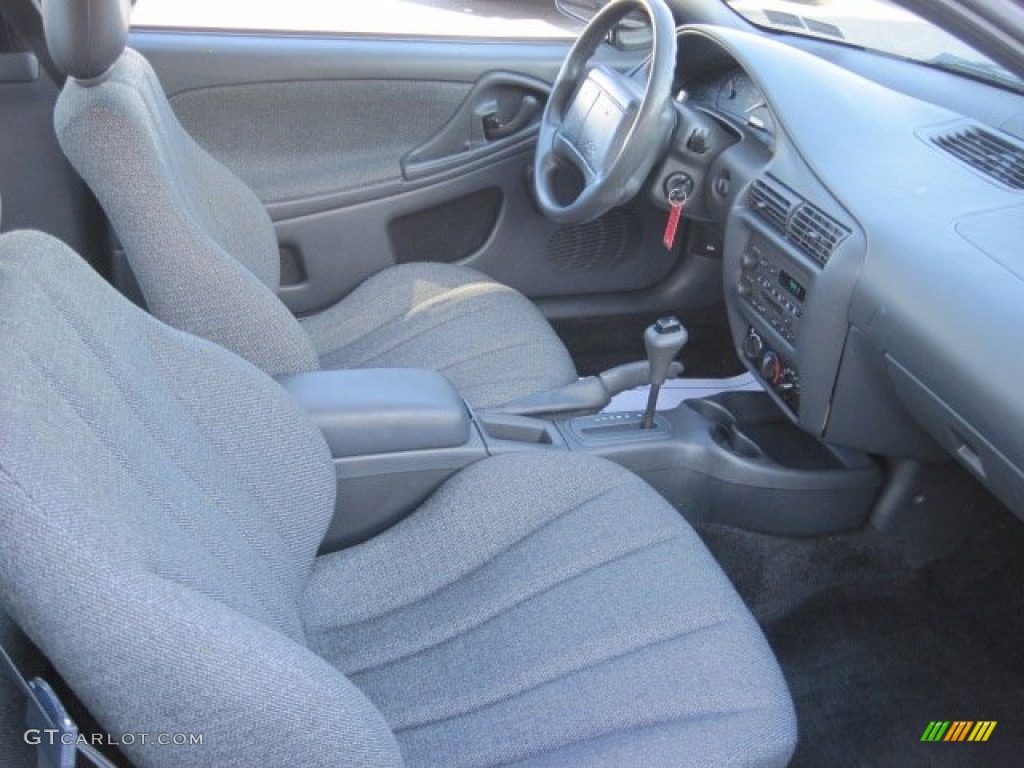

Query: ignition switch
<box><xmin>663</xmin><ymin>172</ymin><xmax>695</xmax><ymax>203</ymax></box>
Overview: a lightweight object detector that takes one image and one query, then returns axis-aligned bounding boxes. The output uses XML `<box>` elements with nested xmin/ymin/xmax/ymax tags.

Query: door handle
<box><xmin>482</xmin><ymin>95</ymin><xmax>541</xmax><ymax>141</ymax></box>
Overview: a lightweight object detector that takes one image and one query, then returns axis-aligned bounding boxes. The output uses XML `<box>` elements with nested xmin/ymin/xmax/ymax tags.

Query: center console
<box><xmin>720</xmin><ymin>172</ymin><xmax>941</xmax><ymax>460</ymax></box>
<box><xmin>282</xmin><ymin>352</ymin><xmax>882</xmax><ymax>555</ymax></box>
<box><xmin>735</xmin><ymin>229</ymin><xmax>809</xmax><ymax>413</ymax></box>
<box><xmin>479</xmin><ymin>392</ymin><xmax>880</xmax><ymax>536</ymax></box>
<box><xmin>722</xmin><ymin>173</ymin><xmax>866</xmax><ymax>442</ymax></box>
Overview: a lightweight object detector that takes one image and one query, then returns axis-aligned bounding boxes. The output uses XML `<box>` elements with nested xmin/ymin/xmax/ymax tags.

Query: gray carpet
<box><xmin>700</xmin><ymin>502</ymin><xmax>1024</xmax><ymax>767</ymax></box>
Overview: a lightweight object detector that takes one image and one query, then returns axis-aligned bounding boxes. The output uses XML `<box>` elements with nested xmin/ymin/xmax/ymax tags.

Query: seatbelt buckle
<box><xmin>26</xmin><ymin>677</ymin><xmax>79</xmax><ymax>768</ymax></box>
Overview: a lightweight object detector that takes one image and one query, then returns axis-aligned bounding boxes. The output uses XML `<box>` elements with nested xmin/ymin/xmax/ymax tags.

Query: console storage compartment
<box><xmin>279</xmin><ymin>368</ymin><xmax>471</xmax><ymax>457</ymax></box>
<box><xmin>280</xmin><ymin>368</ymin><xmax>486</xmax><ymax>552</ymax></box>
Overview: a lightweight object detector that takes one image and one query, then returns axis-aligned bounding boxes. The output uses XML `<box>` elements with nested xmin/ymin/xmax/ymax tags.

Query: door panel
<box><xmin>271</xmin><ymin>150</ymin><xmax>678</xmax><ymax>313</ymax></box>
<box><xmin>170</xmin><ymin>79</ymin><xmax>473</xmax><ymax>204</ymax></box>
<box><xmin>130</xmin><ymin>30</ymin><xmax>717</xmax><ymax>321</ymax></box>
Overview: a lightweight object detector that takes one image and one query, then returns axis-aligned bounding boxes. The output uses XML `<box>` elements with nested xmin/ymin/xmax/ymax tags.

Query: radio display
<box><xmin>778</xmin><ymin>270</ymin><xmax>806</xmax><ymax>302</ymax></box>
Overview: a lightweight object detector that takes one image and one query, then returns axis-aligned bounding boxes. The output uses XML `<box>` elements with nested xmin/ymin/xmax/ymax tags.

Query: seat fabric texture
<box><xmin>52</xmin><ymin>44</ymin><xmax>578</xmax><ymax>408</ymax></box>
<box><xmin>301</xmin><ymin>261</ymin><xmax>578</xmax><ymax>410</ymax></box>
<box><xmin>0</xmin><ymin>231</ymin><xmax>796</xmax><ymax>768</ymax></box>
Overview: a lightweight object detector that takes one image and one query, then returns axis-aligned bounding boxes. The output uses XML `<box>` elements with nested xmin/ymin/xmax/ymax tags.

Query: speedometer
<box><xmin>717</xmin><ymin>73</ymin><xmax>775</xmax><ymax>144</ymax></box>
<box><xmin>744</xmin><ymin>99</ymin><xmax>775</xmax><ymax>144</ymax></box>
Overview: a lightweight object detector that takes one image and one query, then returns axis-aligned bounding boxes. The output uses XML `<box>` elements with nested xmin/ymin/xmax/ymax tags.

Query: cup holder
<box><xmin>671</xmin><ymin>393</ymin><xmax>882</xmax><ymax>536</ymax></box>
<box><xmin>709</xmin><ymin>422</ymin><xmax>762</xmax><ymax>459</ymax></box>
<box><xmin>687</xmin><ymin>397</ymin><xmax>736</xmax><ymax>427</ymax></box>
<box><xmin>689</xmin><ymin>398</ymin><xmax>762</xmax><ymax>459</ymax></box>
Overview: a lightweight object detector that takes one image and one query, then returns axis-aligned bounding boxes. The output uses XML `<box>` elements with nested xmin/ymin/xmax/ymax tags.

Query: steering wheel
<box><xmin>534</xmin><ymin>0</ymin><xmax>678</xmax><ymax>225</ymax></box>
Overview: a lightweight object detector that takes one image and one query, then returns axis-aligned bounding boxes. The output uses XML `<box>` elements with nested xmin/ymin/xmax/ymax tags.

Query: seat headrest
<box><xmin>42</xmin><ymin>0</ymin><xmax>132</xmax><ymax>81</ymax></box>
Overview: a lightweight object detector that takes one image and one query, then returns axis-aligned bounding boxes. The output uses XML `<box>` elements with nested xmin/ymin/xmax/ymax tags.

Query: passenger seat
<box><xmin>0</xmin><ymin>229</ymin><xmax>797</xmax><ymax>767</ymax></box>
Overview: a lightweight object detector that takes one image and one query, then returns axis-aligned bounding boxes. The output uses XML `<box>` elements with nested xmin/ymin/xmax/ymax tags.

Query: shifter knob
<box><xmin>641</xmin><ymin>316</ymin><xmax>688</xmax><ymax>429</ymax></box>
<box><xmin>644</xmin><ymin>316</ymin><xmax>688</xmax><ymax>389</ymax></box>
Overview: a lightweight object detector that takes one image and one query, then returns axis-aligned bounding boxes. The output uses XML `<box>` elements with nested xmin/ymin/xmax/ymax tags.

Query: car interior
<box><xmin>1</xmin><ymin>0</ymin><xmax>1022</xmax><ymax>765</ymax></box>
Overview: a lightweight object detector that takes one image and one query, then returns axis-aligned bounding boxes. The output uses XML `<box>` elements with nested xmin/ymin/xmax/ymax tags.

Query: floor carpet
<box><xmin>700</xmin><ymin>504</ymin><xmax>1024</xmax><ymax>767</ymax></box>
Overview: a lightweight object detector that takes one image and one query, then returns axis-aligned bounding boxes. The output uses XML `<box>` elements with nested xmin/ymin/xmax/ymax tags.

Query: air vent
<box><xmin>932</xmin><ymin>126</ymin><xmax>1024</xmax><ymax>191</ymax></box>
<box><xmin>749</xmin><ymin>179</ymin><xmax>793</xmax><ymax>234</ymax></box>
<box><xmin>749</xmin><ymin>177</ymin><xmax>850</xmax><ymax>266</ymax></box>
<box><xmin>789</xmin><ymin>203</ymin><xmax>851</xmax><ymax>266</ymax></box>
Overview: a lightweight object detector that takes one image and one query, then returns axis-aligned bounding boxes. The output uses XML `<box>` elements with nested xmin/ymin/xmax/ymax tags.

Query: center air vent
<box><xmin>790</xmin><ymin>203</ymin><xmax>850</xmax><ymax>266</ymax></box>
<box><xmin>748</xmin><ymin>177</ymin><xmax>850</xmax><ymax>266</ymax></box>
<box><xmin>931</xmin><ymin>126</ymin><xmax>1024</xmax><ymax>191</ymax></box>
<box><xmin>749</xmin><ymin>179</ymin><xmax>794</xmax><ymax>234</ymax></box>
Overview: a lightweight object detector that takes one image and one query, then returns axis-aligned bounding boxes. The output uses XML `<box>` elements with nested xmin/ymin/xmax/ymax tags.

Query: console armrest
<box><xmin>278</xmin><ymin>368</ymin><xmax>471</xmax><ymax>457</ymax></box>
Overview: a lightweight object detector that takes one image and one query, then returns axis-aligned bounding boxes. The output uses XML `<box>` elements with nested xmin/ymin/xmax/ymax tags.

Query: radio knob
<box><xmin>737</xmin><ymin>280</ymin><xmax>753</xmax><ymax>298</ymax></box>
<box><xmin>742</xmin><ymin>329</ymin><xmax>763</xmax><ymax>360</ymax></box>
<box><xmin>740</xmin><ymin>252</ymin><xmax>758</xmax><ymax>271</ymax></box>
<box><xmin>760</xmin><ymin>350</ymin><xmax>782</xmax><ymax>385</ymax></box>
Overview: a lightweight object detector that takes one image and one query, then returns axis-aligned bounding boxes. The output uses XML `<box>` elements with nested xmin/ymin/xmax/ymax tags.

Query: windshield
<box><xmin>725</xmin><ymin>0</ymin><xmax>1024</xmax><ymax>92</ymax></box>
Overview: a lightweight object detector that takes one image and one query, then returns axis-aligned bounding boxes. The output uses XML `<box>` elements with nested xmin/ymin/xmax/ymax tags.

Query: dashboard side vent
<box><xmin>749</xmin><ymin>177</ymin><xmax>850</xmax><ymax>266</ymax></box>
<box><xmin>789</xmin><ymin>203</ymin><xmax>851</xmax><ymax>266</ymax></box>
<box><xmin>932</xmin><ymin>126</ymin><xmax>1024</xmax><ymax>191</ymax></box>
<box><xmin>749</xmin><ymin>179</ymin><xmax>793</xmax><ymax>234</ymax></box>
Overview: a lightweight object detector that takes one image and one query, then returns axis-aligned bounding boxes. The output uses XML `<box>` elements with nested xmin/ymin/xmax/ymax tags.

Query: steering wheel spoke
<box><xmin>553</xmin><ymin>130</ymin><xmax>603</xmax><ymax>187</ymax></box>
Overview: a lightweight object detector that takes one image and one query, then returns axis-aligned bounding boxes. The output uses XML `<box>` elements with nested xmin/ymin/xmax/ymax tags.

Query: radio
<box><xmin>736</xmin><ymin>234</ymin><xmax>808</xmax><ymax>346</ymax></box>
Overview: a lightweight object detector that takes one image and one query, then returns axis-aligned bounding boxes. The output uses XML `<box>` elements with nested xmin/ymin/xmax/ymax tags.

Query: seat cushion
<box><xmin>303</xmin><ymin>453</ymin><xmax>797</xmax><ymax>768</ymax></box>
<box><xmin>301</xmin><ymin>263</ymin><xmax>578</xmax><ymax>410</ymax></box>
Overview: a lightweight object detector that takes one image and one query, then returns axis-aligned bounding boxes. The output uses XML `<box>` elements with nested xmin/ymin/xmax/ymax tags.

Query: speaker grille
<box><xmin>546</xmin><ymin>208</ymin><xmax>642</xmax><ymax>272</ymax></box>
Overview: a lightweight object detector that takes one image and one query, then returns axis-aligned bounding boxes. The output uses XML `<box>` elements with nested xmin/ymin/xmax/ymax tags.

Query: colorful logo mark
<box><xmin>921</xmin><ymin>721</ymin><xmax>997</xmax><ymax>742</ymax></box>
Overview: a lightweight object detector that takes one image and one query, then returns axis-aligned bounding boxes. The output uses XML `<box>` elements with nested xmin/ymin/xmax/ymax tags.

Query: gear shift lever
<box><xmin>641</xmin><ymin>316</ymin><xmax>688</xmax><ymax>429</ymax></box>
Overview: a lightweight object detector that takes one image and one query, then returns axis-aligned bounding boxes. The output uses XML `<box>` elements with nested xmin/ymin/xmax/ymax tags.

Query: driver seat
<box><xmin>42</xmin><ymin>0</ymin><xmax>578</xmax><ymax>410</ymax></box>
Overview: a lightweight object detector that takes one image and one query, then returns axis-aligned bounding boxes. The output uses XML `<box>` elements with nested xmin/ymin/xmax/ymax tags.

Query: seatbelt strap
<box><xmin>0</xmin><ymin>641</ymin><xmax>119</xmax><ymax>768</ymax></box>
<box><xmin>3</xmin><ymin>0</ymin><xmax>66</xmax><ymax>87</ymax></box>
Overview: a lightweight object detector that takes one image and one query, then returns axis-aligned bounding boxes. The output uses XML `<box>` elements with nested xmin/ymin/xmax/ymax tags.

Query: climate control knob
<box><xmin>742</xmin><ymin>329</ymin><xmax>763</xmax><ymax>360</ymax></box>
<box><xmin>760</xmin><ymin>350</ymin><xmax>782</xmax><ymax>385</ymax></box>
<box><xmin>779</xmin><ymin>367</ymin><xmax>798</xmax><ymax>391</ymax></box>
<box><xmin>740</xmin><ymin>252</ymin><xmax>758</xmax><ymax>271</ymax></box>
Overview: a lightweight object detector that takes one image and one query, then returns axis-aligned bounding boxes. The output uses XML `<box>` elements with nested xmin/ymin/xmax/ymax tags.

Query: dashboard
<box><xmin>667</xmin><ymin>25</ymin><xmax>1024</xmax><ymax>519</ymax></box>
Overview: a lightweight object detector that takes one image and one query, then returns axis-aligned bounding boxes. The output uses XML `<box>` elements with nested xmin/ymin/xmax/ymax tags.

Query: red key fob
<box><xmin>663</xmin><ymin>196</ymin><xmax>684</xmax><ymax>251</ymax></box>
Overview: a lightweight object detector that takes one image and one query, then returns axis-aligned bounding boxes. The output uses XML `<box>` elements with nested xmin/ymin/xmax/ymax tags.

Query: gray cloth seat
<box><xmin>300</xmin><ymin>262</ymin><xmax>578</xmax><ymax>410</ymax></box>
<box><xmin>0</xmin><ymin>229</ymin><xmax>797</xmax><ymax>767</ymax></box>
<box><xmin>43</xmin><ymin>0</ymin><xmax>578</xmax><ymax>410</ymax></box>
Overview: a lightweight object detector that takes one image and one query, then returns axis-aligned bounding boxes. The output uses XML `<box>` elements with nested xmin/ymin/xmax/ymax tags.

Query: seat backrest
<box><xmin>43</xmin><ymin>0</ymin><xmax>320</xmax><ymax>377</ymax></box>
<box><xmin>0</xmin><ymin>230</ymin><xmax>402</xmax><ymax>767</ymax></box>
